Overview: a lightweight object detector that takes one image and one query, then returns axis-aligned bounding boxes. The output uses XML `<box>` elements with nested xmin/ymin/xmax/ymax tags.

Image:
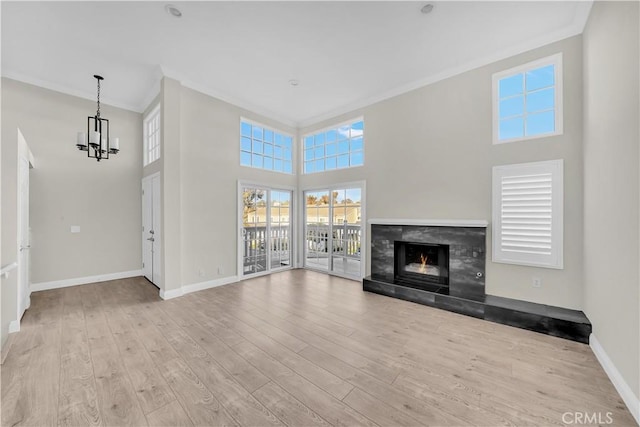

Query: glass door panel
<box><xmin>242</xmin><ymin>187</ymin><xmax>267</xmax><ymax>275</ymax></box>
<box><xmin>305</xmin><ymin>190</ymin><xmax>330</xmax><ymax>271</ymax></box>
<box><xmin>330</xmin><ymin>188</ymin><xmax>362</xmax><ymax>277</ymax></box>
<box><xmin>270</xmin><ymin>190</ymin><xmax>291</xmax><ymax>269</ymax></box>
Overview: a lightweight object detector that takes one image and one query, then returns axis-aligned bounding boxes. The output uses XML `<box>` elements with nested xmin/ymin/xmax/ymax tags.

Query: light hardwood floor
<box><xmin>1</xmin><ymin>270</ymin><xmax>635</xmax><ymax>426</ymax></box>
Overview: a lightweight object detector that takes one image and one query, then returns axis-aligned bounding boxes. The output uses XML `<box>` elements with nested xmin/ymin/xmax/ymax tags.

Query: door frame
<box><xmin>300</xmin><ymin>180</ymin><xmax>366</xmax><ymax>280</ymax></box>
<box><xmin>237</xmin><ymin>180</ymin><xmax>296</xmax><ymax>278</ymax></box>
<box><xmin>142</xmin><ymin>172</ymin><xmax>161</xmax><ymax>288</ymax></box>
<box><xmin>16</xmin><ymin>128</ymin><xmax>34</xmax><ymax>327</ymax></box>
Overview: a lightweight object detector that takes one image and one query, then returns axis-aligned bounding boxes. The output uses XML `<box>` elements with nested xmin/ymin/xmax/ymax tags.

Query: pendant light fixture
<box><xmin>76</xmin><ymin>75</ymin><xmax>119</xmax><ymax>161</ymax></box>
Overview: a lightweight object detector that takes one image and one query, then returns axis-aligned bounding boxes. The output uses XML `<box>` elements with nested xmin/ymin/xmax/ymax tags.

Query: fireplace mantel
<box><xmin>368</xmin><ymin>219</ymin><xmax>488</xmax><ymax>227</ymax></box>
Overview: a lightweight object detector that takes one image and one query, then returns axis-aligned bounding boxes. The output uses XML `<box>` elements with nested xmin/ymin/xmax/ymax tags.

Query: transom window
<box><xmin>240</xmin><ymin>120</ymin><xmax>293</xmax><ymax>174</ymax></box>
<box><xmin>492</xmin><ymin>54</ymin><xmax>563</xmax><ymax>144</ymax></box>
<box><xmin>143</xmin><ymin>104</ymin><xmax>161</xmax><ymax>166</ymax></box>
<box><xmin>303</xmin><ymin>119</ymin><xmax>364</xmax><ymax>174</ymax></box>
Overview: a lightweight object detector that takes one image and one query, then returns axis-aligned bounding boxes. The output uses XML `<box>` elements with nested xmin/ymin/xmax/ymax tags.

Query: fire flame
<box><xmin>419</xmin><ymin>254</ymin><xmax>428</xmax><ymax>274</ymax></box>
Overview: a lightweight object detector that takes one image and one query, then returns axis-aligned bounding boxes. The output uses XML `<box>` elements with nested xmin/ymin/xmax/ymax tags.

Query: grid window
<box><xmin>143</xmin><ymin>105</ymin><xmax>161</xmax><ymax>166</ymax></box>
<box><xmin>493</xmin><ymin>54</ymin><xmax>562</xmax><ymax>144</ymax></box>
<box><xmin>303</xmin><ymin>119</ymin><xmax>364</xmax><ymax>174</ymax></box>
<box><xmin>240</xmin><ymin>120</ymin><xmax>293</xmax><ymax>174</ymax></box>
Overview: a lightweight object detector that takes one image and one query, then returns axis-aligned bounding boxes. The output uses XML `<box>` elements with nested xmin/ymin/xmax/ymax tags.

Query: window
<box><xmin>303</xmin><ymin>119</ymin><xmax>364</xmax><ymax>174</ymax></box>
<box><xmin>143</xmin><ymin>104</ymin><xmax>161</xmax><ymax>166</ymax></box>
<box><xmin>240</xmin><ymin>120</ymin><xmax>293</xmax><ymax>174</ymax></box>
<box><xmin>493</xmin><ymin>54</ymin><xmax>562</xmax><ymax>144</ymax></box>
<box><xmin>492</xmin><ymin>159</ymin><xmax>563</xmax><ymax>269</ymax></box>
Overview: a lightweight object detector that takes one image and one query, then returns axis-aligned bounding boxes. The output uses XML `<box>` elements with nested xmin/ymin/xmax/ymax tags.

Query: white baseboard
<box><xmin>159</xmin><ymin>275</ymin><xmax>240</xmax><ymax>300</ymax></box>
<box><xmin>159</xmin><ymin>287</ymin><xmax>183</xmax><ymax>300</ymax></box>
<box><xmin>590</xmin><ymin>333</ymin><xmax>640</xmax><ymax>425</ymax></box>
<box><xmin>8</xmin><ymin>320</ymin><xmax>20</xmax><ymax>333</ymax></box>
<box><xmin>31</xmin><ymin>269</ymin><xmax>144</xmax><ymax>292</ymax></box>
<box><xmin>22</xmin><ymin>292</ymin><xmax>31</xmax><ymax>311</ymax></box>
<box><xmin>182</xmin><ymin>275</ymin><xmax>239</xmax><ymax>295</ymax></box>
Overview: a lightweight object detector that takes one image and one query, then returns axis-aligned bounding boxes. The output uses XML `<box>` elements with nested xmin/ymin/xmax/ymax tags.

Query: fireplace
<box><xmin>394</xmin><ymin>241</ymin><xmax>449</xmax><ymax>289</ymax></box>
<box><xmin>365</xmin><ymin>221</ymin><xmax>592</xmax><ymax>344</ymax></box>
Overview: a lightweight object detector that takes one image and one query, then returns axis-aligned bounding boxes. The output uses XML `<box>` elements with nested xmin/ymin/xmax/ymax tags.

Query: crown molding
<box><xmin>2</xmin><ymin>1</ymin><xmax>593</xmax><ymax>129</ymax></box>
<box><xmin>1</xmin><ymin>69</ymin><xmax>143</xmax><ymax>113</ymax></box>
<box><xmin>297</xmin><ymin>1</ymin><xmax>593</xmax><ymax>128</ymax></box>
<box><xmin>159</xmin><ymin>65</ymin><xmax>297</xmax><ymax>128</ymax></box>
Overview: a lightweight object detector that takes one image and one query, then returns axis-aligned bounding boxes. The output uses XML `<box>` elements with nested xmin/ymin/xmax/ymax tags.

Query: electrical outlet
<box><xmin>532</xmin><ymin>277</ymin><xmax>542</xmax><ymax>288</ymax></box>
<box><xmin>217</xmin><ymin>266</ymin><xmax>223</xmax><ymax>275</ymax></box>
<box><xmin>198</xmin><ymin>269</ymin><xmax>205</xmax><ymax>277</ymax></box>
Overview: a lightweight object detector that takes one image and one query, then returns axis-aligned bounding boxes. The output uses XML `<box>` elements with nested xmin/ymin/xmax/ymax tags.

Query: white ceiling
<box><xmin>1</xmin><ymin>1</ymin><xmax>592</xmax><ymax>126</ymax></box>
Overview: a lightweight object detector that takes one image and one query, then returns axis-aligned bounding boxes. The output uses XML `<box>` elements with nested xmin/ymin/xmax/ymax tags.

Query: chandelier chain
<box><xmin>96</xmin><ymin>78</ymin><xmax>101</xmax><ymax>118</ymax></box>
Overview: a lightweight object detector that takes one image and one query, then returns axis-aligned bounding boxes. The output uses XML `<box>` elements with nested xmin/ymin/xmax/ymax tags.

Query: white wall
<box><xmin>178</xmin><ymin>84</ymin><xmax>297</xmax><ymax>288</ymax></box>
<box><xmin>583</xmin><ymin>0</ymin><xmax>639</xmax><ymax>402</ymax></box>
<box><xmin>1</xmin><ymin>78</ymin><xmax>143</xmax><ymax>285</ymax></box>
<box><xmin>149</xmin><ymin>79</ymin><xmax>297</xmax><ymax>294</ymax></box>
<box><xmin>160</xmin><ymin>78</ymin><xmax>182</xmax><ymax>294</ymax></box>
<box><xmin>300</xmin><ymin>36</ymin><xmax>585</xmax><ymax>310</ymax></box>
<box><xmin>1</xmin><ymin>86</ymin><xmax>19</xmax><ymax>348</ymax></box>
<box><xmin>0</xmin><ymin>74</ymin><xmax>3</xmax><ymax>347</ymax></box>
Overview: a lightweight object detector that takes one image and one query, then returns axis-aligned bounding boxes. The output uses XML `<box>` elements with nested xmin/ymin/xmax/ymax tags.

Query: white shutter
<box><xmin>493</xmin><ymin>160</ymin><xmax>563</xmax><ymax>269</ymax></box>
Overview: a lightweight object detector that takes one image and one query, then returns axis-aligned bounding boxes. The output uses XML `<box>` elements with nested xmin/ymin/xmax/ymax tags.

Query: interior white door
<box><xmin>142</xmin><ymin>178</ymin><xmax>153</xmax><ymax>281</ymax></box>
<box><xmin>17</xmin><ymin>156</ymin><xmax>30</xmax><ymax>319</ymax></box>
<box><xmin>142</xmin><ymin>174</ymin><xmax>161</xmax><ymax>285</ymax></box>
<box><xmin>151</xmin><ymin>174</ymin><xmax>162</xmax><ymax>285</ymax></box>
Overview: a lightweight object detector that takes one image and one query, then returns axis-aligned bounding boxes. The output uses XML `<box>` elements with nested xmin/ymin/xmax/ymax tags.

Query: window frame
<box><xmin>492</xmin><ymin>159</ymin><xmax>564</xmax><ymax>269</ymax></box>
<box><xmin>239</xmin><ymin>118</ymin><xmax>294</xmax><ymax>175</ymax></box>
<box><xmin>492</xmin><ymin>53</ymin><xmax>563</xmax><ymax>145</ymax></box>
<box><xmin>301</xmin><ymin>117</ymin><xmax>365</xmax><ymax>175</ymax></box>
<box><xmin>143</xmin><ymin>104</ymin><xmax>161</xmax><ymax>166</ymax></box>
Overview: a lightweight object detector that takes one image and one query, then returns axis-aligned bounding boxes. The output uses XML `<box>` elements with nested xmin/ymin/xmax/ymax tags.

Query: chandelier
<box><xmin>76</xmin><ymin>75</ymin><xmax>119</xmax><ymax>161</ymax></box>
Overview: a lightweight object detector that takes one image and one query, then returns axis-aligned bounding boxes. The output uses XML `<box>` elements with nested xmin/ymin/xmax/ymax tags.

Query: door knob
<box><xmin>20</xmin><ymin>245</ymin><xmax>31</xmax><ymax>251</ymax></box>
<box><xmin>147</xmin><ymin>237</ymin><xmax>155</xmax><ymax>242</ymax></box>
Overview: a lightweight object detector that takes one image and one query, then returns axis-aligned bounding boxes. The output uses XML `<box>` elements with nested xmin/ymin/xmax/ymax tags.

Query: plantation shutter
<box><xmin>492</xmin><ymin>160</ymin><xmax>563</xmax><ymax>269</ymax></box>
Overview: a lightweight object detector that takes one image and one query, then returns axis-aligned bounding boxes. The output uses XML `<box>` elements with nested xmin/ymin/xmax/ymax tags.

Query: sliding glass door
<box><xmin>330</xmin><ymin>188</ymin><xmax>362</xmax><ymax>277</ymax></box>
<box><xmin>240</xmin><ymin>185</ymin><xmax>292</xmax><ymax>276</ymax></box>
<box><xmin>304</xmin><ymin>186</ymin><xmax>362</xmax><ymax>279</ymax></box>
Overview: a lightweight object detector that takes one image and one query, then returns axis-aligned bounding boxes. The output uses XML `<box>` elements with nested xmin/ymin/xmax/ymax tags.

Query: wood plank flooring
<box><xmin>1</xmin><ymin>270</ymin><xmax>635</xmax><ymax>426</ymax></box>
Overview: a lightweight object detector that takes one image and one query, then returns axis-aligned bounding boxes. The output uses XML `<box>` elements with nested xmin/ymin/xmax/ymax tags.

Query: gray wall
<box><xmin>1</xmin><ymin>79</ymin><xmax>143</xmax><ymax>349</ymax></box>
<box><xmin>583</xmin><ymin>1</ymin><xmax>639</xmax><ymax>400</ymax></box>
<box><xmin>300</xmin><ymin>36</ymin><xmax>585</xmax><ymax>310</ymax></box>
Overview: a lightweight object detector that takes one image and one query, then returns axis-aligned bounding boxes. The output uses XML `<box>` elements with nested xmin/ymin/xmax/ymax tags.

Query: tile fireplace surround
<box><xmin>363</xmin><ymin>219</ymin><xmax>591</xmax><ymax>343</ymax></box>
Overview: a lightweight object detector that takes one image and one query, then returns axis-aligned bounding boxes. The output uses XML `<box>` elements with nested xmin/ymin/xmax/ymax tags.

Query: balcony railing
<box><xmin>241</xmin><ymin>224</ymin><xmax>361</xmax><ymax>261</ymax></box>
<box><xmin>306</xmin><ymin>224</ymin><xmax>361</xmax><ymax>258</ymax></box>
